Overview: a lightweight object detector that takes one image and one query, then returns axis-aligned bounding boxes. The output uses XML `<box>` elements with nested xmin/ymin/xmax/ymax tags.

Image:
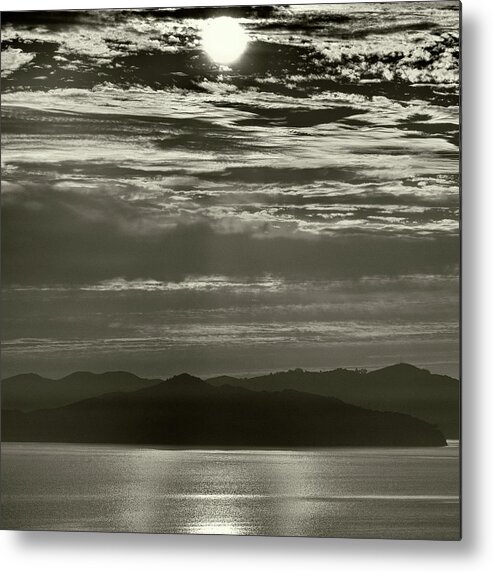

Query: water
<box><xmin>0</xmin><ymin>442</ymin><xmax>460</xmax><ymax>539</ymax></box>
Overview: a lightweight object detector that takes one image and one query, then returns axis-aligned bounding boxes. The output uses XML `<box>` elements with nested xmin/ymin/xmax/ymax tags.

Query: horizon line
<box><xmin>2</xmin><ymin>361</ymin><xmax>461</xmax><ymax>382</ymax></box>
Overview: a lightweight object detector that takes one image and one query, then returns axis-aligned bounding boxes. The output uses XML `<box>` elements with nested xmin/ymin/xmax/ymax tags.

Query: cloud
<box><xmin>1</xmin><ymin>80</ymin><xmax>459</xmax><ymax>286</ymax></box>
<box><xmin>2</xmin><ymin>311</ymin><xmax>459</xmax><ymax>381</ymax></box>
<box><xmin>3</xmin><ymin>320</ymin><xmax>458</xmax><ymax>355</ymax></box>
<box><xmin>1</xmin><ymin>264</ymin><xmax>459</xmax><ymax>379</ymax></box>
<box><xmin>79</xmin><ymin>275</ymin><xmax>285</xmax><ymax>293</ymax></box>
<box><xmin>1</xmin><ymin>3</ymin><xmax>459</xmax><ymax>99</ymax></box>
<box><xmin>1</xmin><ymin>47</ymin><xmax>35</xmax><ymax>77</ymax></box>
<box><xmin>2</xmin><ymin>86</ymin><xmax>459</xmax><ymax>183</ymax></box>
<box><xmin>2</xmin><ymin>185</ymin><xmax>459</xmax><ymax>287</ymax></box>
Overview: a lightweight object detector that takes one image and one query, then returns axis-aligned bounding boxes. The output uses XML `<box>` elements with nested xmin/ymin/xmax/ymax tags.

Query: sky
<box><xmin>1</xmin><ymin>2</ymin><xmax>460</xmax><ymax>379</ymax></box>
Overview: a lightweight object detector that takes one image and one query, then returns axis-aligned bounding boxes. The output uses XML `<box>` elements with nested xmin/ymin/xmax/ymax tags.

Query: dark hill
<box><xmin>1</xmin><ymin>370</ymin><xmax>161</xmax><ymax>411</ymax></box>
<box><xmin>2</xmin><ymin>372</ymin><xmax>446</xmax><ymax>447</ymax></box>
<box><xmin>206</xmin><ymin>364</ymin><xmax>460</xmax><ymax>438</ymax></box>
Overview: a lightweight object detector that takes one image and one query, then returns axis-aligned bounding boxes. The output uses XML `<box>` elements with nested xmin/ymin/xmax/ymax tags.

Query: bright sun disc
<box><xmin>201</xmin><ymin>17</ymin><xmax>248</xmax><ymax>65</ymax></box>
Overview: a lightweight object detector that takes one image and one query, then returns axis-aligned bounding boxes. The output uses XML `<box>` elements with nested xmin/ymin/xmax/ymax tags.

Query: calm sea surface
<box><xmin>0</xmin><ymin>442</ymin><xmax>460</xmax><ymax>539</ymax></box>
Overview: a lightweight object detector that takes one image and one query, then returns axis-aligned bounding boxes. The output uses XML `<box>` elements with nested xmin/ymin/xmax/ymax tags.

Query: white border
<box><xmin>2</xmin><ymin>1</ymin><xmax>493</xmax><ymax>570</ymax></box>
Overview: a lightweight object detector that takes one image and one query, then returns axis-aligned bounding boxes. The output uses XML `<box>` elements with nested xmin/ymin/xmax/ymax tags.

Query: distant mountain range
<box><xmin>2</xmin><ymin>370</ymin><xmax>160</xmax><ymax>411</ymax></box>
<box><xmin>1</xmin><ymin>363</ymin><xmax>458</xmax><ymax>447</ymax></box>
<box><xmin>2</xmin><ymin>371</ymin><xmax>446</xmax><ymax>447</ymax></box>
<box><xmin>208</xmin><ymin>364</ymin><xmax>460</xmax><ymax>438</ymax></box>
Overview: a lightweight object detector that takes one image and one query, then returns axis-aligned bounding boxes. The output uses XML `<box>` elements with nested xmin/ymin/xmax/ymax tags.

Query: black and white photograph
<box><xmin>1</xmin><ymin>1</ymin><xmax>460</xmax><ymax>540</ymax></box>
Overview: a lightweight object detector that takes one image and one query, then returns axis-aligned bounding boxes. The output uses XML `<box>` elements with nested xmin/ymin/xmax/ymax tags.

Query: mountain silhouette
<box><xmin>2</xmin><ymin>370</ymin><xmax>446</xmax><ymax>447</ymax></box>
<box><xmin>1</xmin><ymin>370</ymin><xmax>161</xmax><ymax>411</ymax></box>
<box><xmin>207</xmin><ymin>363</ymin><xmax>460</xmax><ymax>438</ymax></box>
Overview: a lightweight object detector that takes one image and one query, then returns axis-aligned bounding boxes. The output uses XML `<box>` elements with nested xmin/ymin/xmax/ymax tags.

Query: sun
<box><xmin>201</xmin><ymin>17</ymin><xmax>248</xmax><ymax>65</ymax></box>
